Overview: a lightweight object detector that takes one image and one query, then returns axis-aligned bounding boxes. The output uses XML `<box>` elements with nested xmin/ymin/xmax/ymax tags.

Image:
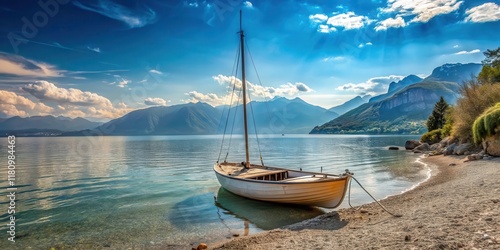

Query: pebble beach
<box><xmin>211</xmin><ymin>155</ymin><xmax>500</xmax><ymax>249</ymax></box>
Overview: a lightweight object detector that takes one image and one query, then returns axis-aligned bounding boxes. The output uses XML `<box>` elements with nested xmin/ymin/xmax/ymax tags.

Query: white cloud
<box><xmin>453</xmin><ymin>44</ymin><xmax>459</xmax><ymax>48</ymax></box>
<box><xmin>318</xmin><ymin>24</ymin><xmax>337</xmax><ymax>33</ymax></box>
<box><xmin>0</xmin><ymin>53</ymin><xmax>63</xmax><ymax>77</ymax></box>
<box><xmin>322</xmin><ymin>56</ymin><xmax>346</xmax><ymax>62</ymax></box>
<box><xmin>336</xmin><ymin>75</ymin><xmax>404</xmax><ymax>95</ymax></box>
<box><xmin>243</xmin><ymin>1</ymin><xmax>253</xmax><ymax>8</ymax></box>
<box><xmin>326</xmin><ymin>12</ymin><xmax>373</xmax><ymax>30</ymax></box>
<box><xmin>185</xmin><ymin>91</ymin><xmax>231</xmax><ymax>106</ymax></box>
<box><xmin>212</xmin><ymin>74</ymin><xmax>313</xmax><ymax>99</ymax></box>
<box><xmin>87</xmin><ymin>46</ymin><xmax>101</xmax><ymax>53</ymax></box>
<box><xmin>186</xmin><ymin>1</ymin><xmax>199</xmax><ymax>8</ymax></box>
<box><xmin>358</xmin><ymin>42</ymin><xmax>373</xmax><ymax>48</ymax></box>
<box><xmin>149</xmin><ymin>69</ymin><xmax>163</xmax><ymax>75</ymax></box>
<box><xmin>73</xmin><ymin>0</ymin><xmax>157</xmax><ymax>28</ymax></box>
<box><xmin>186</xmin><ymin>75</ymin><xmax>314</xmax><ymax>106</ymax></box>
<box><xmin>23</xmin><ymin>81</ymin><xmax>112</xmax><ymax>106</ymax></box>
<box><xmin>144</xmin><ymin>97</ymin><xmax>168</xmax><ymax>106</ymax></box>
<box><xmin>465</xmin><ymin>3</ymin><xmax>500</xmax><ymax>23</ymax></box>
<box><xmin>21</xmin><ymin>81</ymin><xmax>130</xmax><ymax>119</ymax></box>
<box><xmin>309</xmin><ymin>13</ymin><xmax>328</xmax><ymax>23</ymax></box>
<box><xmin>0</xmin><ymin>90</ymin><xmax>53</xmax><ymax>117</ymax></box>
<box><xmin>381</xmin><ymin>0</ymin><xmax>463</xmax><ymax>23</ymax></box>
<box><xmin>111</xmin><ymin>78</ymin><xmax>130</xmax><ymax>88</ymax></box>
<box><xmin>454</xmin><ymin>49</ymin><xmax>481</xmax><ymax>55</ymax></box>
<box><xmin>375</xmin><ymin>16</ymin><xmax>406</xmax><ymax>31</ymax></box>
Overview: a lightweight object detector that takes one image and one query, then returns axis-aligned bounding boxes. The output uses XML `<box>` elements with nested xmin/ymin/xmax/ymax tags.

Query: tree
<box><xmin>478</xmin><ymin>47</ymin><xmax>500</xmax><ymax>83</ymax></box>
<box><xmin>426</xmin><ymin>96</ymin><xmax>449</xmax><ymax>131</ymax></box>
<box><xmin>482</xmin><ymin>48</ymin><xmax>500</xmax><ymax>67</ymax></box>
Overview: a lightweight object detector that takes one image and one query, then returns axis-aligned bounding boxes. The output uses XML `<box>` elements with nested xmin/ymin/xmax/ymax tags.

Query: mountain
<box><xmin>67</xmin><ymin>97</ymin><xmax>336</xmax><ymax>136</ymax></box>
<box><xmin>85</xmin><ymin>102</ymin><xmax>222</xmax><ymax>135</ymax></box>
<box><xmin>311</xmin><ymin>80</ymin><xmax>460</xmax><ymax>134</ymax></box>
<box><xmin>310</xmin><ymin>63</ymin><xmax>481</xmax><ymax>135</ymax></box>
<box><xmin>0</xmin><ymin>115</ymin><xmax>101</xmax><ymax>131</ymax></box>
<box><xmin>369</xmin><ymin>75</ymin><xmax>423</xmax><ymax>103</ymax></box>
<box><xmin>329</xmin><ymin>95</ymin><xmax>371</xmax><ymax>116</ymax></box>
<box><xmin>226</xmin><ymin>97</ymin><xmax>339</xmax><ymax>134</ymax></box>
<box><xmin>424</xmin><ymin>63</ymin><xmax>482</xmax><ymax>83</ymax></box>
<box><xmin>388</xmin><ymin>75</ymin><xmax>423</xmax><ymax>93</ymax></box>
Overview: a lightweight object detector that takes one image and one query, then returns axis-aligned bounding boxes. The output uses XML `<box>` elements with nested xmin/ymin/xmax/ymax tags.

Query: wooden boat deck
<box><xmin>281</xmin><ymin>175</ymin><xmax>328</xmax><ymax>183</ymax></box>
<box><xmin>218</xmin><ymin>163</ymin><xmax>287</xmax><ymax>179</ymax></box>
<box><xmin>218</xmin><ymin>163</ymin><xmax>334</xmax><ymax>182</ymax></box>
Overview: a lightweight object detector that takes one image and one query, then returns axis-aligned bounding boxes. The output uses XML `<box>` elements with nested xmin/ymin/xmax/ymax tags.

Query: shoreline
<box><xmin>210</xmin><ymin>155</ymin><xmax>499</xmax><ymax>249</ymax></box>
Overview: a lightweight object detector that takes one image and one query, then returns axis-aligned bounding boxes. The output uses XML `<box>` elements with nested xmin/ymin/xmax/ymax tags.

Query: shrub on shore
<box><xmin>421</xmin><ymin>129</ymin><xmax>443</xmax><ymax>144</ymax></box>
<box><xmin>451</xmin><ymin>47</ymin><xmax>500</xmax><ymax>142</ymax></box>
<box><xmin>472</xmin><ymin>103</ymin><xmax>500</xmax><ymax>144</ymax></box>
<box><xmin>442</xmin><ymin>107</ymin><xmax>453</xmax><ymax>137</ymax></box>
<box><xmin>451</xmin><ymin>81</ymin><xmax>500</xmax><ymax>141</ymax></box>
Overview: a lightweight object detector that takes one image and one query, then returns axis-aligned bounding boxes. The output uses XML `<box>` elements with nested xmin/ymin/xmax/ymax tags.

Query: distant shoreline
<box><xmin>0</xmin><ymin>132</ymin><xmax>424</xmax><ymax>137</ymax></box>
<box><xmin>211</xmin><ymin>155</ymin><xmax>500</xmax><ymax>249</ymax></box>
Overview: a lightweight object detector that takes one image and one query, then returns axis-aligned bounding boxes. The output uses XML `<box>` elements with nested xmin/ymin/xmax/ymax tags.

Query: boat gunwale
<box><xmin>214</xmin><ymin>163</ymin><xmax>350</xmax><ymax>185</ymax></box>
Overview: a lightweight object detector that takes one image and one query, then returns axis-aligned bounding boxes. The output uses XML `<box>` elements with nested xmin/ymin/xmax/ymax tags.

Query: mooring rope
<box><xmin>346</xmin><ymin>173</ymin><xmax>402</xmax><ymax>217</ymax></box>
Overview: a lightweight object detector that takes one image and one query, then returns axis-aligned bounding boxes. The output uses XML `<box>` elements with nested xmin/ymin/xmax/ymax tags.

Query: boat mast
<box><xmin>240</xmin><ymin>10</ymin><xmax>250</xmax><ymax>169</ymax></box>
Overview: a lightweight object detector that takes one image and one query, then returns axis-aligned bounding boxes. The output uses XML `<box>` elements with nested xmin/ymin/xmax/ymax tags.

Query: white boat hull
<box><xmin>214</xmin><ymin>162</ymin><xmax>350</xmax><ymax>208</ymax></box>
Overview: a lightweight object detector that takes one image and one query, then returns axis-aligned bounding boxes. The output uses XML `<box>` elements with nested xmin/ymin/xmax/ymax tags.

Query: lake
<box><xmin>0</xmin><ymin>134</ymin><xmax>427</xmax><ymax>249</ymax></box>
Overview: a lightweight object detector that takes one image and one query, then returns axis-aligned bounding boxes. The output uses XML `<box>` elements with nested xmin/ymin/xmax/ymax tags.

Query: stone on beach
<box><xmin>429</xmin><ymin>143</ymin><xmax>443</xmax><ymax>151</ymax></box>
<box><xmin>467</xmin><ymin>154</ymin><xmax>483</xmax><ymax>161</ymax></box>
<box><xmin>388</xmin><ymin>146</ymin><xmax>399</xmax><ymax>150</ymax></box>
<box><xmin>444</xmin><ymin>143</ymin><xmax>456</xmax><ymax>155</ymax></box>
<box><xmin>453</xmin><ymin>143</ymin><xmax>472</xmax><ymax>155</ymax></box>
<box><xmin>405</xmin><ymin>140</ymin><xmax>421</xmax><ymax>150</ymax></box>
<box><xmin>197</xmin><ymin>243</ymin><xmax>208</xmax><ymax>249</ymax></box>
<box><xmin>413</xmin><ymin>143</ymin><xmax>430</xmax><ymax>152</ymax></box>
<box><xmin>483</xmin><ymin>134</ymin><xmax>500</xmax><ymax>156</ymax></box>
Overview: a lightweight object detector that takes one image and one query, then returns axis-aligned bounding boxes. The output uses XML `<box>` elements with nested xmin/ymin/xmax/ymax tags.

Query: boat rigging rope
<box><xmin>245</xmin><ymin>40</ymin><xmax>277</xmax><ymax>135</ymax></box>
<box><xmin>246</xmin><ymin>93</ymin><xmax>264</xmax><ymax>166</ymax></box>
<box><xmin>225</xmin><ymin>89</ymin><xmax>242</xmax><ymax>162</ymax></box>
<box><xmin>218</xmin><ymin>44</ymin><xmax>241</xmax><ymax>163</ymax></box>
<box><xmin>346</xmin><ymin>173</ymin><xmax>402</xmax><ymax>218</ymax></box>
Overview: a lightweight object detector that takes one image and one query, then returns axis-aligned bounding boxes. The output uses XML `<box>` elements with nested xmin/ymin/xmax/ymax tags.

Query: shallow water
<box><xmin>0</xmin><ymin>135</ymin><xmax>426</xmax><ymax>249</ymax></box>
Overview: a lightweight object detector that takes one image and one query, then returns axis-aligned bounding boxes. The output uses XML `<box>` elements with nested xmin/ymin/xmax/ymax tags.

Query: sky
<box><xmin>1</xmin><ymin>0</ymin><xmax>499</xmax><ymax>121</ymax></box>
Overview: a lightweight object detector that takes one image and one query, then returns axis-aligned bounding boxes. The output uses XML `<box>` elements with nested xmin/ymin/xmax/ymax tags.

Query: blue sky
<box><xmin>1</xmin><ymin>0</ymin><xmax>499</xmax><ymax>121</ymax></box>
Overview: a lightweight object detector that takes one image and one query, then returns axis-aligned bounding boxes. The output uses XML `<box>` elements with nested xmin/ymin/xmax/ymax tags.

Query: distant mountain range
<box><xmin>369</xmin><ymin>75</ymin><xmax>423</xmax><ymax>103</ymax></box>
<box><xmin>2</xmin><ymin>62</ymin><xmax>484</xmax><ymax>136</ymax></box>
<box><xmin>329</xmin><ymin>95</ymin><xmax>371</xmax><ymax>116</ymax></box>
<box><xmin>0</xmin><ymin>116</ymin><xmax>101</xmax><ymax>136</ymax></box>
<box><xmin>311</xmin><ymin>63</ymin><xmax>482</xmax><ymax>134</ymax></box>
<box><xmin>424</xmin><ymin>63</ymin><xmax>482</xmax><ymax>83</ymax></box>
<box><xmin>64</xmin><ymin>97</ymin><xmax>338</xmax><ymax>136</ymax></box>
<box><xmin>226</xmin><ymin>97</ymin><xmax>338</xmax><ymax>134</ymax></box>
<box><xmin>79</xmin><ymin>102</ymin><xmax>222</xmax><ymax>135</ymax></box>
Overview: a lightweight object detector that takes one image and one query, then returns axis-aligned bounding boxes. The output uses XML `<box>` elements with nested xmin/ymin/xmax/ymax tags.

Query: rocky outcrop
<box><xmin>483</xmin><ymin>135</ymin><xmax>500</xmax><ymax>157</ymax></box>
<box><xmin>405</xmin><ymin>140</ymin><xmax>421</xmax><ymax>150</ymax></box>
<box><xmin>430</xmin><ymin>143</ymin><xmax>444</xmax><ymax>151</ymax></box>
<box><xmin>387</xmin><ymin>75</ymin><xmax>423</xmax><ymax>93</ymax></box>
<box><xmin>453</xmin><ymin>143</ymin><xmax>472</xmax><ymax>155</ymax></box>
<box><xmin>414</xmin><ymin>143</ymin><xmax>430</xmax><ymax>152</ymax></box>
<box><xmin>444</xmin><ymin>143</ymin><xmax>457</xmax><ymax>156</ymax></box>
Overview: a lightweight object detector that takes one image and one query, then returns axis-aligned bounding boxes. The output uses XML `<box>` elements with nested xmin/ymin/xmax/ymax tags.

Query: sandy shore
<box><xmin>211</xmin><ymin>155</ymin><xmax>499</xmax><ymax>249</ymax></box>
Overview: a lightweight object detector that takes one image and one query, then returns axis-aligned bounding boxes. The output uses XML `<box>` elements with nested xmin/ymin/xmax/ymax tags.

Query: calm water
<box><xmin>0</xmin><ymin>135</ymin><xmax>427</xmax><ymax>249</ymax></box>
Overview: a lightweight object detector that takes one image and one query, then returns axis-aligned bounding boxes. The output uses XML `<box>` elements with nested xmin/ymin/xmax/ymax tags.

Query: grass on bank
<box><xmin>452</xmin><ymin>82</ymin><xmax>500</xmax><ymax>142</ymax></box>
<box><xmin>472</xmin><ymin>102</ymin><xmax>500</xmax><ymax>144</ymax></box>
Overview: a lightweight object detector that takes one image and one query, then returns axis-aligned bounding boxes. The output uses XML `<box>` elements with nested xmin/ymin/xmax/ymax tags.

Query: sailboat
<box><xmin>213</xmin><ymin>11</ymin><xmax>351</xmax><ymax>208</ymax></box>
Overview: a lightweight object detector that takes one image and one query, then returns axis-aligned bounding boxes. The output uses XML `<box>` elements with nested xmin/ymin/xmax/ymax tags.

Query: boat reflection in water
<box><xmin>215</xmin><ymin>187</ymin><xmax>325</xmax><ymax>230</ymax></box>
